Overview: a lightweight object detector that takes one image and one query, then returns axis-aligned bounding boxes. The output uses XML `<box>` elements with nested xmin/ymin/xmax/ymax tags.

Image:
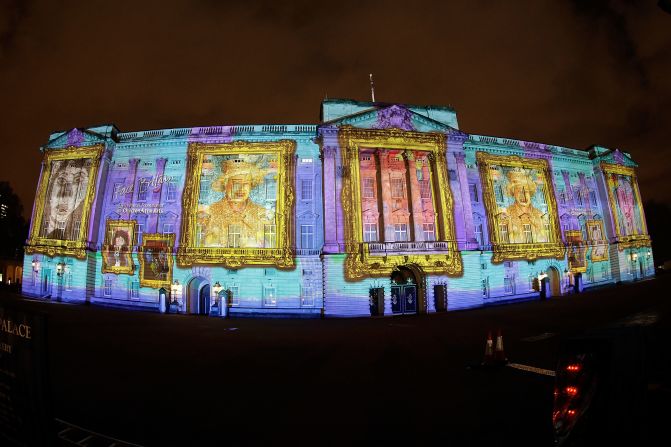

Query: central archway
<box><xmin>390</xmin><ymin>265</ymin><xmax>426</xmax><ymax>315</ymax></box>
<box><xmin>546</xmin><ymin>266</ymin><xmax>561</xmax><ymax>298</ymax></box>
<box><xmin>186</xmin><ymin>276</ymin><xmax>211</xmax><ymax>315</ymax></box>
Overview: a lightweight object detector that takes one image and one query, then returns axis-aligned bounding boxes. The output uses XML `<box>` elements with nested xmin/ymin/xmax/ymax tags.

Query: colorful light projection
<box><xmin>101</xmin><ymin>220</ymin><xmax>136</xmax><ymax>274</ymax></box>
<box><xmin>177</xmin><ymin>140</ymin><xmax>295</xmax><ymax>269</ymax></box>
<box><xmin>585</xmin><ymin>219</ymin><xmax>608</xmax><ymax>262</ymax></box>
<box><xmin>601</xmin><ymin>163</ymin><xmax>649</xmax><ymax>250</ymax></box>
<box><xmin>26</xmin><ymin>145</ymin><xmax>104</xmax><ymax>259</ymax></box>
<box><xmin>339</xmin><ymin>126</ymin><xmax>462</xmax><ymax>280</ymax></box>
<box><xmin>138</xmin><ymin>233</ymin><xmax>175</xmax><ymax>288</ymax></box>
<box><xmin>565</xmin><ymin>230</ymin><xmax>587</xmax><ymax>273</ymax></box>
<box><xmin>477</xmin><ymin>152</ymin><xmax>564</xmax><ymax>263</ymax></box>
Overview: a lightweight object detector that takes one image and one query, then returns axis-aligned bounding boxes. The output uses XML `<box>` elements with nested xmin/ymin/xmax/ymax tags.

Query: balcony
<box><xmin>366</xmin><ymin>241</ymin><xmax>451</xmax><ymax>254</ymax></box>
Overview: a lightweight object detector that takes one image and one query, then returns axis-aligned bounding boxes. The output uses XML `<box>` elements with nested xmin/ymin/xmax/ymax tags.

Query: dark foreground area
<box><xmin>2</xmin><ymin>277</ymin><xmax>671</xmax><ymax>446</ymax></box>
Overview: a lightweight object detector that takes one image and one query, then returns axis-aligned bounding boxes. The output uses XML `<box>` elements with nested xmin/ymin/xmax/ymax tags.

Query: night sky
<box><xmin>1</xmin><ymin>0</ymin><xmax>669</xmax><ymax>219</ymax></box>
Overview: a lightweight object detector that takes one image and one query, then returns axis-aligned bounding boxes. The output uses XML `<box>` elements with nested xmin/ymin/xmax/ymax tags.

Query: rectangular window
<box><xmin>523</xmin><ymin>223</ymin><xmax>533</xmax><ymax>243</ymax></box>
<box><xmin>163</xmin><ymin>223</ymin><xmax>174</xmax><ymax>236</ymax></box>
<box><xmin>265</xmin><ymin>179</ymin><xmax>277</xmax><ymax>201</ymax></box>
<box><xmin>475</xmin><ymin>223</ymin><xmax>484</xmax><ymax>246</ymax></box>
<box><xmin>103</xmin><ymin>277</ymin><xmax>112</xmax><ymax>297</ymax></box>
<box><xmin>469</xmin><ymin>183</ymin><xmax>479</xmax><ymax>203</ymax></box>
<box><xmin>500</xmin><ymin>223</ymin><xmax>510</xmax><ymax>243</ymax></box>
<box><xmin>419</xmin><ymin>180</ymin><xmax>431</xmax><ymax>199</ymax></box>
<box><xmin>130</xmin><ymin>280</ymin><xmax>139</xmax><ymax>299</ymax></box>
<box><xmin>113</xmin><ymin>182</ymin><xmax>124</xmax><ymax>203</ymax></box>
<box><xmin>422</xmin><ymin>223</ymin><xmax>435</xmax><ymax>241</ymax></box>
<box><xmin>391</xmin><ymin>178</ymin><xmax>405</xmax><ymax>199</ymax></box>
<box><xmin>301</xmin><ymin>282</ymin><xmax>314</xmax><ymax>307</ymax></box>
<box><xmin>504</xmin><ymin>276</ymin><xmax>514</xmax><ymax>294</ymax></box>
<box><xmin>495</xmin><ymin>185</ymin><xmax>504</xmax><ymax>203</ymax></box>
<box><xmin>574</xmin><ymin>187</ymin><xmax>583</xmax><ymax>206</ymax></box>
<box><xmin>301</xmin><ymin>179</ymin><xmax>313</xmax><ymax>201</ymax></box>
<box><xmin>263</xmin><ymin>285</ymin><xmax>277</xmax><ymax>306</ymax></box>
<box><xmin>228</xmin><ymin>285</ymin><xmax>239</xmax><ymax>306</ymax></box>
<box><xmin>589</xmin><ymin>190</ymin><xmax>598</xmax><ymax>207</ymax></box>
<box><xmin>363</xmin><ymin>178</ymin><xmax>376</xmax><ymax>199</ymax></box>
<box><xmin>199</xmin><ymin>174</ymin><xmax>211</xmax><ymax>202</ymax></box>
<box><xmin>228</xmin><ymin>224</ymin><xmax>241</xmax><ymax>248</ymax></box>
<box><xmin>138</xmin><ymin>178</ymin><xmax>150</xmax><ymax>201</ymax></box>
<box><xmin>167</xmin><ymin>181</ymin><xmax>177</xmax><ymax>202</ymax></box>
<box><xmin>482</xmin><ymin>278</ymin><xmax>489</xmax><ymax>298</ymax></box>
<box><xmin>300</xmin><ymin>225</ymin><xmax>314</xmax><ymax>249</ymax></box>
<box><xmin>136</xmin><ymin>223</ymin><xmax>144</xmax><ymax>245</ymax></box>
<box><xmin>559</xmin><ymin>190</ymin><xmax>566</xmax><ymax>205</ymax></box>
<box><xmin>71</xmin><ymin>220</ymin><xmax>81</xmax><ymax>240</ymax></box>
<box><xmin>394</xmin><ymin>224</ymin><xmax>408</xmax><ymax>242</ymax></box>
<box><xmin>196</xmin><ymin>224</ymin><xmax>203</xmax><ymax>246</ymax></box>
<box><xmin>264</xmin><ymin>224</ymin><xmax>276</xmax><ymax>248</ymax></box>
<box><xmin>363</xmin><ymin>223</ymin><xmax>378</xmax><ymax>242</ymax></box>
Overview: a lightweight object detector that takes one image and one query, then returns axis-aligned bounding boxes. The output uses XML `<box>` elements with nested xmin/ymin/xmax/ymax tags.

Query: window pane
<box><xmin>391</xmin><ymin>178</ymin><xmax>405</xmax><ymax>198</ymax></box>
<box><xmin>301</xmin><ymin>179</ymin><xmax>313</xmax><ymax>201</ymax></box>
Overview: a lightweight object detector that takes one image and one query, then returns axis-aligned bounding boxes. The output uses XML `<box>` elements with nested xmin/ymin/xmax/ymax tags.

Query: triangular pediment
<box><xmin>589</xmin><ymin>146</ymin><xmax>637</xmax><ymax>167</ymax></box>
<box><xmin>298</xmin><ymin>210</ymin><xmax>319</xmax><ymax>221</ymax></box>
<box><xmin>321</xmin><ymin>104</ymin><xmax>462</xmax><ymax>135</ymax></box>
<box><xmin>43</xmin><ymin>127</ymin><xmax>107</xmax><ymax>150</ymax></box>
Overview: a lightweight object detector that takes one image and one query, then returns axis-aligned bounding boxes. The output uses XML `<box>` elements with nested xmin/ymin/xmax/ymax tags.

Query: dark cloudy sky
<box><xmin>1</xmin><ymin>0</ymin><xmax>669</xmax><ymax>218</ymax></box>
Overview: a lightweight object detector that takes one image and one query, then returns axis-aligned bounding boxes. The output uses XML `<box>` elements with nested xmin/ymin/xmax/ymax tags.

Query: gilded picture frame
<box><xmin>476</xmin><ymin>152</ymin><xmax>565</xmax><ymax>263</ymax></box>
<box><xmin>601</xmin><ymin>163</ymin><xmax>650</xmax><ymax>251</ymax></box>
<box><xmin>565</xmin><ymin>230</ymin><xmax>587</xmax><ymax>273</ymax></box>
<box><xmin>338</xmin><ymin>126</ymin><xmax>463</xmax><ymax>280</ymax></box>
<box><xmin>138</xmin><ymin>233</ymin><xmax>175</xmax><ymax>288</ymax></box>
<box><xmin>101</xmin><ymin>219</ymin><xmax>136</xmax><ymax>274</ymax></box>
<box><xmin>25</xmin><ymin>144</ymin><xmax>104</xmax><ymax>259</ymax></box>
<box><xmin>585</xmin><ymin>219</ymin><xmax>608</xmax><ymax>262</ymax></box>
<box><xmin>176</xmin><ymin>140</ymin><xmax>295</xmax><ymax>269</ymax></box>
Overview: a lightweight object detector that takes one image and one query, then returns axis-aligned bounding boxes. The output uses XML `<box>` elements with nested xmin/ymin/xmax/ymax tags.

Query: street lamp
<box><xmin>170</xmin><ymin>280</ymin><xmax>180</xmax><ymax>304</ymax></box>
<box><xmin>213</xmin><ymin>281</ymin><xmax>222</xmax><ymax>307</ymax></box>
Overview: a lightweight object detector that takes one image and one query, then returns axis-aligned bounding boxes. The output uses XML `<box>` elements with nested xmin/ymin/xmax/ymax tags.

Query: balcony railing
<box><xmin>366</xmin><ymin>241</ymin><xmax>451</xmax><ymax>254</ymax></box>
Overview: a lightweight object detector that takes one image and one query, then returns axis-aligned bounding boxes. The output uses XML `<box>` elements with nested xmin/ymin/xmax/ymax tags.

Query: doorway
<box><xmin>187</xmin><ymin>277</ymin><xmax>210</xmax><ymax>315</ymax></box>
<box><xmin>546</xmin><ymin>266</ymin><xmax>561</xmax><ymax>297</ymax></box>
<box><xmin>390</xmin><ymin>266</ymin><xmax>418</xmax><ymax>315</ymax></box>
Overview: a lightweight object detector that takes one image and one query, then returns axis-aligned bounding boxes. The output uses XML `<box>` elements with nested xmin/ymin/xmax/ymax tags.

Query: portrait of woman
<box><xmin>102</xmin><ymin>220</ymin><xmax>135</xmax><ymax>274</ymax></box>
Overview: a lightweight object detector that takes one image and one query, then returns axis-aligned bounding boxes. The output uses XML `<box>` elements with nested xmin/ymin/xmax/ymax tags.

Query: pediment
<box><xmin>322</xmin><ymin>104</ymin><xmax>462</xmax><ymax>135</ymax></box>
<box><xmin>298</xmin><ymin>210</ymin><xmax>319</xmax><ymax>221</ymax></box>
<box><xmin>43</xmin><ymin>128</ymin><xmax>107</xmax><ymax>150</ymax></box>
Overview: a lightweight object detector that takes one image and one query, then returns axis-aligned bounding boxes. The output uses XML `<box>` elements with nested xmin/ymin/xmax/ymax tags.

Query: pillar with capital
<box><xmin>404</xmin><ymin>150</ymin><xmax>425</xmax><ymax>242</ymax></box>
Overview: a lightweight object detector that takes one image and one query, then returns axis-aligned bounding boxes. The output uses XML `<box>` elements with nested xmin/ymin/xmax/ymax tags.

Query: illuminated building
<box><xmin>21</xmin><ymin>99</ymin><xmax>654</xmax><ymax>316</ymax></box>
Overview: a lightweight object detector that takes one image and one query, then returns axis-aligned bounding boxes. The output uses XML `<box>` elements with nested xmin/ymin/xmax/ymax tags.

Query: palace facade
<box><xmin>21</xmin><ymin>99</ymin><xmax>654</xmax><ymax>316</ymax></box>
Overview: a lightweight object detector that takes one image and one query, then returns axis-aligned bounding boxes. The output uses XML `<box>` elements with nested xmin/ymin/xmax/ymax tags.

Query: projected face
<box><xmin>197</xmin><ymin>154</ymin><xmax>277</xmax><ymax>248</ymax></box>
<box><xmin>42</xmin><ymin>159</ymin><xmax>91</xmax><ymax>239</ymax></box>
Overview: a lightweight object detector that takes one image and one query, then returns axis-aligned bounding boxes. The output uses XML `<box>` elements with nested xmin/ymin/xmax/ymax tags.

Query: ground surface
<box><xmin>3</xmin><ymin>276</ymin><xmax>670</xmax><ymax>446</ymax></box>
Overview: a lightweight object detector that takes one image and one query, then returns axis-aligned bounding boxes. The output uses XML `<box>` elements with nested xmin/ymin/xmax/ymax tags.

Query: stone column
<box><xmin>151</xmin><ymin>158</ymin><xmax>167</xmax><ymax>233</ymax></box>
<box><xmin>379</xmin><ymin>151</ymin><xmax>394</xmax><ymax>242</ymax></box>
<box><xmin>454</xmin><ymin>151</ymin><xmax>476</xmax><ymax>247</ymax></box>
<box><xmin>404</xmin><ymin>151</ymin><xmax>425</xmax><ymax>241</ymax></box>
<box><xmin>322</xmin><ymin>145</ymin><xmax>339</xmax><ymax>253</ymax></box>
<box><xmin>126</xmin><ymin>158</ymin><xmax>140</xmax><ymax>221</ymax></box>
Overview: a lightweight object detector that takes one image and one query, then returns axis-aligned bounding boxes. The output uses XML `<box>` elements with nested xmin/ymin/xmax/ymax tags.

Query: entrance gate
<box><xmin>390</xmin><ymin>268</ymin><xmax>417</xmax><ymax>315</ymax></box>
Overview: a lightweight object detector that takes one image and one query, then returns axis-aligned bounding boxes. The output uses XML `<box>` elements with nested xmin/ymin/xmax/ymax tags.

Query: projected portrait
<box><xmin>177</xmin><ymin>140</ymin><xmax>295</xmax><ymax>269</ymax></box>
<box><xmin>26</xmin><ymin>145</ymin><xmax>103</xmax><ymax>259</ymax></box>
<box><xmin>102</xmin><ymin>220</ymin><xmax>135</xmax><ymax>274</ymax></box>
<box><xmin>198</xmin><ymin>154</ymin><xmax>277</xmax><ymax>248</ymax></box>
<box><xmin>586</xmin><ymin>219</ymin><xmax>608</xmax><ymax>261</ymax></box>
<box><xmin>477</xmin><ymin>152</ymin><xmax>564</xmax><ymax>263</ymax></box>
<box><xmin>601</xmin><ymin>163</ymin><xmax>649</xmax><ymax>250</ymax></box>
<box><xmin>139</xmin><ymin>233</ymin><xmax>175</xmax><ymax>288</ymax></box>
<box><xmin>565</xmin><ymin>230</ymin><xmax>586</xmax><ymax>273</ymax></box>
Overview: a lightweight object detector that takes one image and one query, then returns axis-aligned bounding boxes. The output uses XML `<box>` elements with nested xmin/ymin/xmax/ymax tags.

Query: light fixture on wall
<box><xmin>56</xmin><ymin>262</ymin><xmax>66</xmax><ymax>277</ymax></box>
<box><xmin>31</xmin><ymin>259</ymin><xmax>40</xmax><ymax>273</ymax></box>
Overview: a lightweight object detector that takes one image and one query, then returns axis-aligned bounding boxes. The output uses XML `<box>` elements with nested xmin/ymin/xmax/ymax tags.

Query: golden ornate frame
<box><xmin>101</xmin><ymin>219</ymin><xmax>136</xmax><ymax>274</ymax></box>
<box><xmin>585</xmin><ymin>219</ymin><xmax>609</xmax><ymax>262</ymax></box>
<box><xmin>138</xmin><ymin>233</ymin><xmax>175</xmax><ymax>288</ymax></box>
<box><xmin>601</xmin><ymin>163</ymin><xmax>650</xmax><ymax>251</ymax></box>
<box><xmin>338</xmin><ymin>126</ymin><xmax>463</xmax><ymax>280</ymax></box>
<box><xmin>476</xmin><ymin>152</ymin><xmax>565</xmax><ymax>263</ymax></box>
<box><xmin>25</xmin><ymin>144</ymin><xmax>104</xmax><ymax>259</ymax></box>
<box><xmin>176</xmin><ymin>140</ymin><xmax>295</xmax><ymax>269</ymax></box>
<box><xmin>565</xmin><ymin>230</ymin><xmax>587</xmax><ymax>273</ymax></box>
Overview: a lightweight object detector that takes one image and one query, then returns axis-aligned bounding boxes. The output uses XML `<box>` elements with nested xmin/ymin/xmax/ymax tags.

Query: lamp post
<box><xmin>56</xmin><ymin>261</ymin><xmax>66</xmax><ymax>301</ymax></box>
<box><xmin>170</xmin><ymin>280</ymin><xmax>180</xmax><ymax>310</ymax></box>
<box><xmin>212</xmin><ymin>281</ymin><xmax>225</xmax><ymax>317</ymax></box>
